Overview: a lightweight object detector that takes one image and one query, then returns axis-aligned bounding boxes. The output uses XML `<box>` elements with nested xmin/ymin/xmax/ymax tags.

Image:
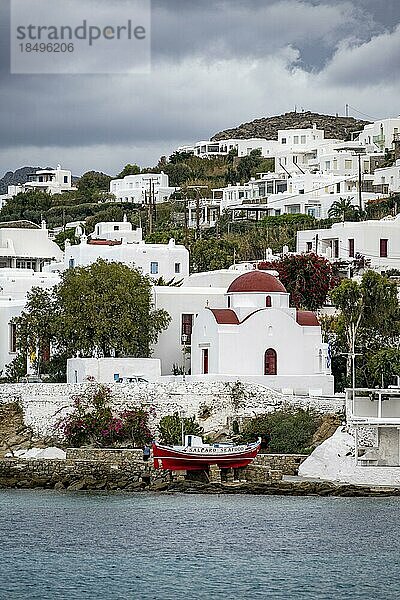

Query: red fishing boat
<box><xmin>152</xmin><ymin>435</ymin><xmax>261</xmax><ymax>471</ymax></box>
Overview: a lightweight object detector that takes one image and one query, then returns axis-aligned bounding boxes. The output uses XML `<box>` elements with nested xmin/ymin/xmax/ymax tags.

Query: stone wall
<box><xmin>0</xmin><ymin>456</ymin><xmax>167</xmax><ymax>491</ymax></box>
<box><xmin>65</xmin><ymin>448</ymin><xmax>144</xmax><ymax>462</ymax></box>
<box><xmin>0</xmin><ymin>381</ymin><xmax>345</xmax><ymax>439</ymax></box>
<box><xmin>255</xmin><ymin>453</ymin><xmax>307</xmax><ymax>476</ymax></box>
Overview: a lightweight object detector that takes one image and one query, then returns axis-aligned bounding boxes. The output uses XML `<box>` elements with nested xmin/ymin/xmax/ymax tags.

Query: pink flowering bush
<box><xmin>57</xmin><ymin>384</ymin><xmax>154</xmax><ymax>448</ymax></box>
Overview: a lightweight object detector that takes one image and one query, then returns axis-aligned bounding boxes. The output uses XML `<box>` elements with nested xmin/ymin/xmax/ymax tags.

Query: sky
<box><xmin>0</xmin><ymin>0</ymin><xmax>400</xmax><ymax>177</ymax></box>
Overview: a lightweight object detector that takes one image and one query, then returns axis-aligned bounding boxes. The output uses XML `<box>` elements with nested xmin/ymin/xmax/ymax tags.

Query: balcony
<box><xmin>347</xmin><ymin>388</ymin><xmax>400</xmax><ymax>425</ymax></box>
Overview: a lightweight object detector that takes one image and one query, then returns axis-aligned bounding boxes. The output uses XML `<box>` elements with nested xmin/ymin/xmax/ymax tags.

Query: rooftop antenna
<box><xmin>345</xmin><ymin>103</ymin><xmax>349</xmax><ymax>117</ymax></box>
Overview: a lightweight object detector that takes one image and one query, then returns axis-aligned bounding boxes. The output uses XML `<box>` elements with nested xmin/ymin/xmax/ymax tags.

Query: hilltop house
<box><xmin>1</xmin><ymin>166</ymin><xmax>76</xmax><ymax>204</ymax></box>
<box><xmin>109</xmin><ymin>172</ymin><xmax>176</xmax><ymax>204</ymax></box>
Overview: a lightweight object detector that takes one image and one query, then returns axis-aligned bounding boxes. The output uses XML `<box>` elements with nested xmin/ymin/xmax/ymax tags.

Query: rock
<box><xmin>54</xmin><ymin>481</ymin><xmax>65</xmax><ymax>490</ymax></box>
<box><xmin>125</xmin><ymin>482</ymin><xmax>144</xmax><ymax>491</ymax></box>
<box><xmin>115</xmin><ymin>479</ymin><xmax>128</xmax><ymax>489</ymax></box>
<box><xmin>312</xmin><ymin>415</ymin><xmax>342</xmax><ymax>448</ymax></box>
<box><xmin>67</xmin><ymin>479</ymin><xmax>86</xmax><ymax>491</ymax></box>
<box><xmin>149</xmin><ymin>481</ymin><xmax>169</xmax><ymax>491</ymax></box>
<box><xmin>92</xmin><ymin>480</ymin><xmax>107</xmax><ymax>490</ymax></box>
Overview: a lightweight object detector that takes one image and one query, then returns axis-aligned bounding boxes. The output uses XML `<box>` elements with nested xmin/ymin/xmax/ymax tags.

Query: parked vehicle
<box><xmin>116</xmin><ymin>376</ymin><xmax>148</xmax><ymax>384</ymax></box>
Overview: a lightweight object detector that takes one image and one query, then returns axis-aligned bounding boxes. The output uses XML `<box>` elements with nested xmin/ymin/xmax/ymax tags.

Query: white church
<box><xmin>191</xmin><ymin>270</ymin><xmax>334</xmax><ymax>395</ymax></box>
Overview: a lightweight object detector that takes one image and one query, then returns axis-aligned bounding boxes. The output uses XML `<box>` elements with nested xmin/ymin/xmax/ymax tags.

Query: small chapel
<box><xmin>190</xmin><ymin>270</ymin><xmax>333</xmax><ymax>395</ymax></box>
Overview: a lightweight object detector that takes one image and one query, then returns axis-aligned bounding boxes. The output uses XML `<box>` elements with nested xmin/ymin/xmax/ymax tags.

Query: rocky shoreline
<box><xmin>1</xmin><ymin>468</ymin><xmax>399</xmax><ymax>497</ymax></box>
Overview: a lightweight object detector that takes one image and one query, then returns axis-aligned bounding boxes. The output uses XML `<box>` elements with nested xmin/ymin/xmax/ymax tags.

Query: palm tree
<box><xmin>328</xmin><ymin>197</ymin><xmax>360</xmax><ymax>222</ymax></box>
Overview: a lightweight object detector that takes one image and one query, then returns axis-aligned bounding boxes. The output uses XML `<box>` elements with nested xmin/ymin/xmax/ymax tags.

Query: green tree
<box><xmin>117</xmin><ymin>164</ymin><xmax>141</xmax><ymax>178</ymax></box>
<box><xmin>9</xmin><ymin>260</ymin><xmax>170</xmax><ymax>381</ymax></box>
<box><xmin>158</xmin><ymin>412</ymin><xmax>204</xmax><ymax>445</ymax></box>
<box><xmin>330</xmin><ymin>271</ymin><xmax>400</xmax><ymax>385</ymax></box>
<box><xmin>53</xmin><ymin>228</ymin><xmax>79</xmax><ymax>251</ymax></box>
<box><xmin>190</xmin><ymin>238</ymin><xmax>237</xmax><ymax>272</ymax></box>
<box><xmin>0</xmin><ymin>190</ymin><xmax>52</xmax><ymax>224</ymax></box>
<box><xmin>328</xmin><ymin>196</ymin><xmax>361</xmax><ymax>222</ymax></box>
<box><xmin>77</xmin><ymin>171</ymin><xmax>112</xmax><ymax>200</ymax></box>
<box><xmin>366</xmin><ymin>348</ymin><xmax>400</xmax><ymax>388</ymax></box>
<box><xmin>7</xmin><ymin>287</ymin><xmax>56</xmax><ymax>379</ymax></box>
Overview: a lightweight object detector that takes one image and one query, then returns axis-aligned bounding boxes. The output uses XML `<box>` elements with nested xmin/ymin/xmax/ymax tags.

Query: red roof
<box><xmin>88</xmin><ymin>239</ymin><xmax>122</xmax><ymax>246</ymax></box>
<box><xmin>227</xmin><ymin>271</ymin><xmax>286</xmax><ymax>294</ymax></box>
<box><xmin>208</xmin><ymin>308</ymin><xmax>240</xmax><ymax>324</ymax></box>
<box><xmin>296</xmin><ymin>310</ymin><xmax>320</xmax><ymax>326</ymax></box>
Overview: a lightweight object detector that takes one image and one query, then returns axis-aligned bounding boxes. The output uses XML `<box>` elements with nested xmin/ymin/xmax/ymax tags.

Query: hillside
<box><xmin>211</xmin><ymin>111</ymin><xmax>370</xmax><ymax>142</ymax></box>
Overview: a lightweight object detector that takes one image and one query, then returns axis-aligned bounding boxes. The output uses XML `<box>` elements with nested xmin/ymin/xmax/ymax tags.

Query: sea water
<box><xmin>0</xmin><ymin>490</ymin><xmax>399</xmax><ymax>599</ymax></box>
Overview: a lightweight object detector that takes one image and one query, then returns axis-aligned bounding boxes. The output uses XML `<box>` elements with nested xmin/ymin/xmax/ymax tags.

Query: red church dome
<box><xmin>227</xmin><ymin>271</ymin><xmax>287</xmax><ymax>294</ymax></box>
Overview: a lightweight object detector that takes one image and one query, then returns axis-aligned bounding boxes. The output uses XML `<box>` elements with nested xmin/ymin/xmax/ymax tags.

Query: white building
<box><xmin>152</xmin><ymin>266</ymin><xmax>257</xmax><ymax>375</ymax></box>
<box><xmin>357</xmin><ymin>117</ymin><xmax>400</xmax><ymax>152</ymax></box>
<box><xmin>373</xmin><ymin>159</ymin><xmax>400</xmax><ymax>195</ymax></box>
<box><xmin>187</xmin><ymin>175</ymin><xmax>288</xmax><ymax>229</ymax></box>
<box><xmin>1</xmin><ymin>166</ymin><xmax>76</xmax><ymax>203</ymax></box>
<box><xmin>109</xmin><ymin>172</ymin><xmax>176</xmax><ymax>204</ymax></box>
<box><xmin>0</xmin><ymin>268</ymin><xmax>60</xmax><ymax>376</ymax></box>
<box><xmin>192</xmin><ymin>138</ymin><xmax>278</xmax><ymax>159</ymax></box>
<box><xmin>66</xmin><ymin>357</ymin><xmax>161</xmax><ymax>384</ymax></box>
<box><xmin>52</xmin><ymin>220</ymin><xmax>189</xmax><ymax>281</ymax></box>
<box><xmin>190</xmin><ymin>270</ymin><xmax>333</xmax><ymax>395</ymax></box>
<box><xmin>266</xmin><ymin>171</ymin><xmax>379</xmax><ymax>218</ymax></box>
<box><xmin>0</xmin><ymin>222</ymin><xmax>62</xmax><ymax>374</ymax></box>
<box><xmin>296</xmin><ymin>214</ymin><xmax>400</xmax><ymax>272</ymax></box>
<box><xmin>0</xmin><ymin>221</ymin><xmax>63</xmax><ymax>271</ymax></box>
<box><xmin>347</xmin><ymin>387</ymin><xmax>400</xmax><ymax>469</ymax></box>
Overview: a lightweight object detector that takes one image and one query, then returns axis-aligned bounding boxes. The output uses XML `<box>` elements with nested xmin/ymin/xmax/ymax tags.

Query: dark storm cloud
<box><xmin>151</xmin><ymin>0</ymin><xmax>377</xmax><ymax>68</ymax></box>
<box><xmin>0</xmin><ymin>0</ymin><xmax>399</xmax><ymax>174</ymax></box>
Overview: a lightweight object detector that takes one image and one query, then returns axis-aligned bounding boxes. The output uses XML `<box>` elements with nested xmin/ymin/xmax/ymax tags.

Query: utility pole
<box><xmin>345</xmin><ymin>103</ymin><xmax>349</xmax><ymax>117</ymax></box>
<box><xmin>148</xmin><ymin>179</ymin><xmax>154</xmax><ymax>234</ymax></box>
<box><xmin>187</xmin><ymin>185</ymin><xmax>208</xmax><ymax>240</ymax></box>
<box><xmin>357</xmin><ymin>153</ymin><xmax>363</xmax><ymax>212</ymax></box>
<box><xmin>196</xmin><ymin>193</ymin><xmax>200</xmax><ymax>239</ymax></box>
<box><xmin>183</xmin><ymin>192</ymin><xmax>189</xmax><ymax>249</ymax></box>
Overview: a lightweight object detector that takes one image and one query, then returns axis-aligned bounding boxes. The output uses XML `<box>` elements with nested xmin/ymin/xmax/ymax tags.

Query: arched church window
<box><xmin>264</xmin><ymin>348</ymin><xmax>277</xmax><ymax>375</ymax></box>
<box><xmin>265</xmin><ymin>296</ymin><xmax>271</xmax><ymax>307</ymax></box>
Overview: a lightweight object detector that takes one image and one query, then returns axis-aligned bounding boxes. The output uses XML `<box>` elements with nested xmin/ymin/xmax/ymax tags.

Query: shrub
<box><xmin>158</xmin><ymin>412</ymin><xmax>204</xmax><ymax>445</ymax></box>
<box><xmin>56</xmin><ymin>384</ymin><xmax>154</xmax><ymax>448</ymax></box>
<box><xmin>120</xmin><ymin>407</ymin><xmax>154</xmax><ymax>447</ymax></box>
<box><xmin>241</xmin><ymin>408</ymin><xmax>321</xmax><ymax>454</ymax></box>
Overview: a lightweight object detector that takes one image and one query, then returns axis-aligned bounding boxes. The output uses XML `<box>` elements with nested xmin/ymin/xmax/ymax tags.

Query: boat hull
<box><xmin>152</xmin><ymin>441</ymin><xmax>261</xmax><ymax>471</ymax></box>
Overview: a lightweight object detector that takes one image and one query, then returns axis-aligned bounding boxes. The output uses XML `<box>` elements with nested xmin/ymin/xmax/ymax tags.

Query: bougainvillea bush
<box><xmin>56</xmin><ymin>384</ymin><xmax>154</xmax><ymax>448</ymax></box>
<box><xmin>258</xmin><ymin>252</ymin><xmax>338</xmax><ymax>310</ymax></box>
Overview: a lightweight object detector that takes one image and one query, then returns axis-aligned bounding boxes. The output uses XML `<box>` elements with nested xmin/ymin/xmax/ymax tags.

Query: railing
<box><xmin>347</xmin><ymin>388</ymin><xmax>400</xmax><ymax>424</ymax></box>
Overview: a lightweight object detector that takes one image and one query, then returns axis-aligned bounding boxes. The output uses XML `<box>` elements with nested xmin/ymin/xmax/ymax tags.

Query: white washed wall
<box><xmin>0</xmin><ymin>381</ymin><xmax>345</xmax><ymax>439</ymax></box>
